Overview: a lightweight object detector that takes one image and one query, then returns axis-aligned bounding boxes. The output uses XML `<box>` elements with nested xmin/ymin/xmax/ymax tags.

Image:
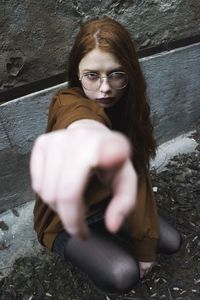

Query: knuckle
<box><xmin>74</xmin><ymin>129</ymin><xmax>88</xmax><ymax>141</ymax></box>
<box><xmin>57</xmin><ymin>189</ymin><xmax>77</xmax><ymax>203</ymax></box>
<box><xmin>33</xmin><ymin>134</ymin><xmax>48</xmax><ymax>151</ymax></box>
<box><xmin>35</xmin><ymin>134</ymin><xmax>46</xmax><ymax>146</ymax></box>
<box><xmin>40</xmin><ymin>191</ymin><xmax>55</xmax><ymax>204</ymax></box>
<box><xmin>57</xmin><ymin>183</ymin><xmax>79</xmax><ymax>202</ymax></box>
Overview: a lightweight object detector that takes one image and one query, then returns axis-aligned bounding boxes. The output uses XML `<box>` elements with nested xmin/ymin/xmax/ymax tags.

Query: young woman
<box><xmin>31</xmin><ymin>18</ymin><xmax>182</xmax><ymax>294</ymax></box>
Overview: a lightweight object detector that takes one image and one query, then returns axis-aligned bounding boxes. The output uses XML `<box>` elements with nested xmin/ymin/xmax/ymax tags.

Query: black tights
<box><xmin>53</xmin><ymin>215</ymin><xmax>182</xmax><ymax>294</ymax></box>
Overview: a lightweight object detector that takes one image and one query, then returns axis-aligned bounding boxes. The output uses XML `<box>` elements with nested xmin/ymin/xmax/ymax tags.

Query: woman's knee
<box><xmin>158</xmin><ymin>215</ymin><xmax>182</xmax><ymax>254</ymax></box>
<box><xmin>168</xmin><ymin>228</ymin><xmax>182</xmax><ymax>254</ymax></box>
<box><xmin>97</xmin><ymin>256</ymin><xmax>139</xmax><ymax>294</ymax></box>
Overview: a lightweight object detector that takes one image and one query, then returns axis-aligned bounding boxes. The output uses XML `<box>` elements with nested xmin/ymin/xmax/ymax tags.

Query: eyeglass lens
<box><xmin>81</xmin><ymin>72</ymin><xmax>128</xmax><ymax>91</ymax></box>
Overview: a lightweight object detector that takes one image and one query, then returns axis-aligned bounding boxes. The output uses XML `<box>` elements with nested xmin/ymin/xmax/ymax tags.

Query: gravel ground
<box><xmin>0</xmin><ymin>130</ymin><xmax>199</xmax><ymax>300</ymax></box>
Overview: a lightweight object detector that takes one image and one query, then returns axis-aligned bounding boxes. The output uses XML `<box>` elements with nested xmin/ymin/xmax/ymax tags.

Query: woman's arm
<box><xmin>30</xmin><ymin>119</ymin><xmax>137</xmax><ymax>239</ymax></box>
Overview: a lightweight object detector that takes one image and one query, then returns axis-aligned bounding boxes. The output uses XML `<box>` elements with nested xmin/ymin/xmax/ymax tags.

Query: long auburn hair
<box><xmin>68</xmin><ymin>17</ymin><xmax>156</xmax><ymax>172</ymax></box>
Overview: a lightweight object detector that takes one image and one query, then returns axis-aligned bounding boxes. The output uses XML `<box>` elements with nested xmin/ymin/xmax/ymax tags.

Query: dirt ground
<box><xmin>0</xmin><ymin>130</ymin><xmax>200</xmax><ymax>300</ymax></box>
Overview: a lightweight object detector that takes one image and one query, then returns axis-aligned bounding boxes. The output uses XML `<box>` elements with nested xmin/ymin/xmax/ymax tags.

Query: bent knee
<box><xmin>169</xmin><ymin>230</ymin><xmax>182</xmax><ymax>254</ymax></box>
<box><xmin>159</xmin><ymin>216</ymin><xmax>182</xmax><ymax>255</ymax></box>
<box><xmin>99</xmin><ymin>258</ymin><xmax>139</xmax><ymax>294</ymax></box>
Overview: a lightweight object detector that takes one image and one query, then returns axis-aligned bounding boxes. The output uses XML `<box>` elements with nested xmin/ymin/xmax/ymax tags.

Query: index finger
<box><xmin>105</xmin><ymin>160</ymin><xmax>137</xmax><ymax>233</ymax></box>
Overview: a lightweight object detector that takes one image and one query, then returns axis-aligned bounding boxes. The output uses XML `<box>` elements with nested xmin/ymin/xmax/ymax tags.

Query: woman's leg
<box><xmin>119</xmin><ymin>215</ymin><xmax>182</xmax><ymax>255</ymax></box>
<box><xmin>116</xmin><ymin>214</ymin><xmax>182</xmax><ymax>281</ymax></box>
<box><xmin>53</xmin><ymin>222</ymin><xmax>139</xmax><ymax>294</ymax></box>
<box><xmin>157</xmin><ymin>215</ymin><xmax>182</xmax><ymax>254</ymax></box>
<box><xmin>52</xmin><ymin>206</ymin><xmax>181</xmax><ymax>294</ymax></box>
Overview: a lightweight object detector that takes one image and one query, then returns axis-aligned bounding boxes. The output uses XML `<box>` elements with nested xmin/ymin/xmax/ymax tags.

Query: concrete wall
<box><xmin>142</xmin><ymin>43</ymin><xmax>200</xmax><ymax>142</ymax></box>
<box><xmin>0</xmin><ymin>43</ymin><xmax>199</xmax><ymax>212</ymax></box>
<box><xmin>0</xmin><ymin>83</ymin><xmax>67</xmax><ymax>212</ymax></box>
<box><xmin>1</xmin><ymin>0</ymin><xmax>200</xmax><ymax>92</ymax></box>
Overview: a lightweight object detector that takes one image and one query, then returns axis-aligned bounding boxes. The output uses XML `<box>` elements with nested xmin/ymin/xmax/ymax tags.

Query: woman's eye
<box><xmin>86</xmin><ymin>73</ymin><xmax>99</xmax><ymax>80</ymax></box>
<box><xmin>110</xmin><ymin>72</ymin><xmax>124</xmax><ymax>79</ymax></box>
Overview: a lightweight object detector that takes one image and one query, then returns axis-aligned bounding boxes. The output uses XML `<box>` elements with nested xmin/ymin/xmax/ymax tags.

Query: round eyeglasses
<box><xmin>80</xmin><ymin>71</ymin><xmax>128</xmax><ymax>91</ymax></box>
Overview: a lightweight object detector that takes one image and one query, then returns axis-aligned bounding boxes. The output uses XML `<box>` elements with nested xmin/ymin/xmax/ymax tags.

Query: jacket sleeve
<box><xmin>127</xmin><ymin>168</ymin><xmax>159</xmax><ymax>262</ymax></box>
<box><xmin>46</xmin><ymin>87</ymin><xmax>111</xmax><ymax>132</ymax></box>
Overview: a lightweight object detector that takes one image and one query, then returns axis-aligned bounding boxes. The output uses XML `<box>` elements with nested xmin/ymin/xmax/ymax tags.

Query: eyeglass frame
<box><xmin>79</xmin><ymin>71</ymin><xmax>128</xmax><ymax>91</ymax></box>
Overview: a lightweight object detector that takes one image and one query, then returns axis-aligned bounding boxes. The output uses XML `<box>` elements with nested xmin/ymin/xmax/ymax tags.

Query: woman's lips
<box><xmin>96</xmin><ymin>97</ymin><xmax>114</xmax><ymax>104</ymax></box>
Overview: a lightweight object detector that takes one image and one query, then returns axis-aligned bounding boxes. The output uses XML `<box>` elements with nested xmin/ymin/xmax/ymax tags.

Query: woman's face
<box><xmin>78</xmin><ymin>48</ymin><xmax>127</xmax><ymax>108</ymax></box>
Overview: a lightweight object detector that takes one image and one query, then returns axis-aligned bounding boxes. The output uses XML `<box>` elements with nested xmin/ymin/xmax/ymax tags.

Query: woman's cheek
<box><xmin>82</xmin><ymin>88</ymin><xmax>97</xmax><ymax>101</ymax></box>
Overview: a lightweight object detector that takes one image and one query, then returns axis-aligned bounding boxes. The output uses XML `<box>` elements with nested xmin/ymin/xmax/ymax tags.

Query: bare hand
<box><xmin>30</xmin><ymin>120</ymin><xmax>137</xmax><ymax>239</ymax></box>
<box><xmin>138</xmin><ymin>261</ymin><xmax>154</xmax><ymax>279</ymax></box>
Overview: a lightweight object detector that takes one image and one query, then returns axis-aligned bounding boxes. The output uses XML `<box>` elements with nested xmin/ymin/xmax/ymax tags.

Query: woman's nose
<box><xmin>99</xmin><ymin>78</ymin><xmax>111</xmax><ymax>93</ymax></box>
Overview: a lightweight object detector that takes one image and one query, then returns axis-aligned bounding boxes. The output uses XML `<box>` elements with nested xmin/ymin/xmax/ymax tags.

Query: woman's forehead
<box><xmin>79</xmin><ymin>48</ymin><xmax>122</xmax><ymax>72</ymax></box>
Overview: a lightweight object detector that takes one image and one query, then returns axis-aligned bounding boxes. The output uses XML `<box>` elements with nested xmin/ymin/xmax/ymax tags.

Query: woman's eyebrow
<box><xmin>82</xmin><ymin>69</ymin><xmax>99</xmax><ymax>72</ymax></box>
<box><xmin>82</xmin><ymin>67</ymin><xmax>124</xmax><ymax>73</ymax></box>
<box><xmin>108</xmin><ymin>67</ymin><xmax>124</xmax><ymax>73</ymax></box>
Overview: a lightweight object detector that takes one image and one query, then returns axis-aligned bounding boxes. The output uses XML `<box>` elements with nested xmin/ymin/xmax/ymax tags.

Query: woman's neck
<box><xmin>105</xmin><ymin>99</ymin><xmax>125</xmax><ymax>133</ymax></box>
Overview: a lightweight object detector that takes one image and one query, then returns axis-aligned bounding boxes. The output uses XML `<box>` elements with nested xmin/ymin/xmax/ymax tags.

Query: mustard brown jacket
<box><xmin>33</xmin><ymin>87</ymin><xmax>159</xmax><ymax>262</ymax></box>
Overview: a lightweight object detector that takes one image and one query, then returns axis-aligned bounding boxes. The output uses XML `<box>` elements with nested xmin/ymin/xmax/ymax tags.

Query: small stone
<box><xmin>11</xmin><ymin>209</ymin><xmax>20</xmax><ymax>217</ymax></box>
<box><xmin>0</xmin><ymin>221</ymin><xmax>9</xmax><ymax>231</ymax></box>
